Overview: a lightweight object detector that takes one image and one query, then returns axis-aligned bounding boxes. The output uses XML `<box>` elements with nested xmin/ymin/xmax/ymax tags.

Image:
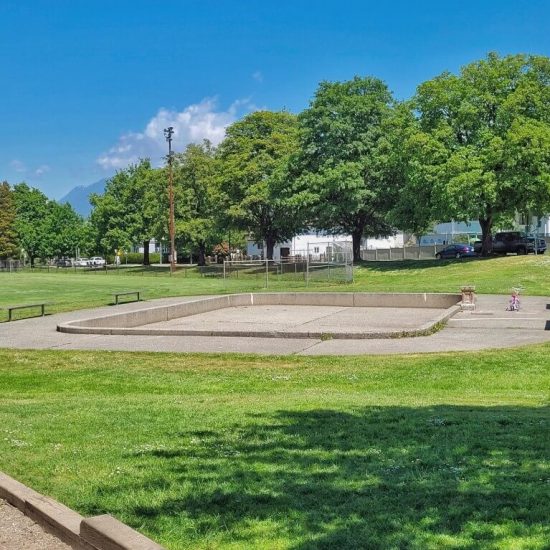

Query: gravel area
<box><xmin>0</xmin><ymin>499</ymin><xmax>70</xmax><ymax>550</ymax></box>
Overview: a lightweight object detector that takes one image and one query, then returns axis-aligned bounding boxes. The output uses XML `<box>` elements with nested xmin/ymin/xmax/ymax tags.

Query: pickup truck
<box><xmin>492</xmin><ymin>232</ymin><xmax>534</xmax><ymax>255</ymax></box>
<box><xmin>473</xmin><ymin>232</ymin><xmax>534</xmax><ymax>255</ymax></box>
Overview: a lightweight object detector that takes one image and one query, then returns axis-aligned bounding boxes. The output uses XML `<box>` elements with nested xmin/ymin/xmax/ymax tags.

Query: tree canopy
<box><xmin>411</xmin><ymin>52</ymin><xmax>550</xmax><ymax>254</ymax></box>
<box><xmin>173</xmin><ymin>140</ymin><xmax>221</xmax><ymax>266</ymax></box>
<box><xmin>296</xmin><ymin>76</ymin><xmax>404</xmax><ymax>261</ymax></box>
<box><xmin>53</xmin><ymin>52</ymin><xmax>550</xmax><ymax>264</ymax></box>
<box><xmin>216</xmin><ymin>111</ymin><xmax>302</xmax><ymax>260</ymax></box>
<box><xmin>12</xmin><ymin>183</ymin><xmax>50</xmax><ymax>265</ymax></box>
<box><xmin>11</xmin><ymin>183</ymin><xmax>89</xmax><ymax>264</ymax></box>
<box><xmin>0</xmin><ymin>182</ymin><xmax>18</xmax><ymax>259</ymax></box>
<box><xmin>90</xmin><ymin>159</ymin><xmax>161</xmax><ymax>264</ymax></box>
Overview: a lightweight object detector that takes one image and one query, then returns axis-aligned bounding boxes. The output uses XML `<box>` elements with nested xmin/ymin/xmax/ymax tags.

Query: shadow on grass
<box><xmin>87</xmin><ymin>405</ymin><xmax>550</xmax><ymax>548</ymax></box>
<box><xmin>355</xmin><ymin>257</ymin><xmax>487</xmax><ymax>273</ymax></box>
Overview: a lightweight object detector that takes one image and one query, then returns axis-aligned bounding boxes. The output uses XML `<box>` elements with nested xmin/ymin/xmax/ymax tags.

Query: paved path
<box><xmin>0</xmin><ymin>499</ymin><xmax>70</xmax><ymax>550</ymax></box>
<box><xmin>1</xmin><ymin>294</ymin><xmax>549</xmax><ymax>355</ymax></box>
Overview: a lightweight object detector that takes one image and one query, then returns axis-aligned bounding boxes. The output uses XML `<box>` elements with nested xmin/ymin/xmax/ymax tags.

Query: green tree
<box><xmin>297</xmin><ymin>76</ymin><xmax>403</xmax><ymax>262</ymax></box>
<box><xmin>173</xmin><ymin>140</ymin><xmax>221</xmax><ymax>266</ymax></box>
<box><xmin>217</xmin><ymin>111</ymin><xmax>301</xmax><ymax>260</ymax></box>
<box><xmin>90</xmin><ymin>160</ymin><xmax>161</xmax><ymax>264</ymax></box>
<box><xmin>413</xmin><ymin>52</ymin><xmax>550</xmax><ymax>255</ymax></box>
<box><xmin>0</xmin><ymin>182</ymin><xmax>18</xmax><ymax>259</ymax></box>
<box><xmin>42</xmin><ymin>201</ymin><xmax>87</xmax><ymax>258</ymax></box>
<box><xmin>12</xmin><ymin>183</ymin><xmax>50</xmax><ymax>266</ymax></box>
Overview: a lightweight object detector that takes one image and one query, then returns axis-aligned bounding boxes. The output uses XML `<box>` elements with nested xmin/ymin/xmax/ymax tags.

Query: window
<box><xmin>313</xmin><ymin>247</ymin><xmax>319</xmax><ymax>253</ymax></box>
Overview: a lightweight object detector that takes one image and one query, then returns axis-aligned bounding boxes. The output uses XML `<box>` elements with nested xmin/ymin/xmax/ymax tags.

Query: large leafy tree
<box><xmin>42</xmin><ymin>201</ymin><xmax>88</xmax><ymax>258</ymax></box>
<box><xmin>217</xmin><ymin>111</ymin><xmax>302</xmax><ymax>260</ymax></box>
<box><xmin>90</xmin><ymin>159</ymin><xmax>161</xmax><ymax>264</ymax></box>
<box><xmin>12</xmin><ymin>183</ymin><xmax>89</xmax><ymax>263</ymax></box>
<box><xmin>297</xmin><ymin>76</ymin><xmax>403</xmax><ymax>262</ymax></box>
<box><xmin>12</xmin><ymin>183</ymin><xmax>50</xmax><ymax>266</ymax></box>
<box><xmin>413</xmin><ymin>53</ymin><xmax>550</xmax><ymax>255</ymax></box>
<box><xmin>0</xmin><ymin>182</ymin><xmax>18</xmax><ymax>259</ymax></box>
<box><xmin>173</xmin><ymin>140</ymin><xmax>221</xmax><ymax>266</ymax></box>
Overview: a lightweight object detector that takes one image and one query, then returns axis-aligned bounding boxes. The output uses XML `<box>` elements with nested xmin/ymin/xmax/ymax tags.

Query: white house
<box><xmin>420</xmin><ymin>221</ymin><xmax>482</xmax><ymax>245</ymax></box>
<box><xmin>246</xmin><ymin>231</ymin><xmax>407</xmax><ymax>260</ymax></box>
<box><xmin>247</xmin><ymin>233</ymin><xmax>353</xmax><ymax>261</ymax></box>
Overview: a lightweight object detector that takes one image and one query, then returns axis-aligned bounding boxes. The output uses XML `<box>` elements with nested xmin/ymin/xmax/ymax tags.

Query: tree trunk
<box><xmin>352</xmin><ymin>228</ymin><xmax>363</xmax><ymax>263</ymax></box>
<box><xmin>265</xmin><ymin>236</ymin><xmax>276</xmax><ymax>261</ymax></box>
<box><xmin>143</xmin><ymin>240</ymin><xmax>150</xmax><ymax>265</ymax></box>
<box><xmin>479</xmin><ymin>217</ymin><xmax>493</xmax><ymax>256</ymax></box>
<box><xmin>198</xmin><ymin>243</ymin><xmax>206</xmax><ymax>266</ymax></box>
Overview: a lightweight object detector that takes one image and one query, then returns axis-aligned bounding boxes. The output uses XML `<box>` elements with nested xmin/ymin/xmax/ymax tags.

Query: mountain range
<box><xmin>59</xmin><ymin>177</ymin><xmax>109</xmax><ymax>217</ymax></box>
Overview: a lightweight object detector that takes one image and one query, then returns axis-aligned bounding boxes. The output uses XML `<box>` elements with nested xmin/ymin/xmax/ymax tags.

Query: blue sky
<box><xmin>2</xmin><ymin>0</ymin><xmax>550</xmax><ymax>199</ymax></box>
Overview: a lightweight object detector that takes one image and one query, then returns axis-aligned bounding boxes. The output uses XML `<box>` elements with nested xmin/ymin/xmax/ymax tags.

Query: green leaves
<box><xmin>0</xmin><ymin>182</ymin><xmax>18</xmax><ymax>259</ymax></box>
<box><xmin>11</xmin><ymin>183</ymin><xmax>87</xmax><ymax>263</ymax></box>
<box><xmin>90</xmin><ymin>159</ymin><xmax>161</xmax><ymax>257</ymax></box>
<box><xmin>173</xmin><ymin>141</ymin><xmax>220</xmax><ymax>264</ymax></box>
<box><xmin>297</xmin><ymin>76</ymin><xmax>402</xmax><ymax>259</ymax></box>
<box><xmin>217</xmin><ymin>111</ymin><xmax>301</xmax><ymax>258</ymax></box>
<box><xmin>408</xmin><ymin>53</ymin><xmax>550</xmax><ymax>254</ymax></box>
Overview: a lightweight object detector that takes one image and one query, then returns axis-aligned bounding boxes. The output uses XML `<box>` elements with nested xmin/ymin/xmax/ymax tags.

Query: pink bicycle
<box><xmin>506</xmin><ymin>288</ymin><xmax>521</xmax><ymax>311</ymax></box>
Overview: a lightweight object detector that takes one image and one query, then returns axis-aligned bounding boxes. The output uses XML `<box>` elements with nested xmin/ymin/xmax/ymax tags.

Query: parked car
<box><xmin>492</xmin><ymin>231</ymin><xmax>533</xmax><ymax>255</ymax></box>
<box><xmin>526</xmin><ymin>237</ymin><xmax>547</xmax><ymax>254</ymax></box>
<box><xmin>89</xmin><ymin>256</ymin><xmax>106</xmax><ymax>267</ymax></box>
<box><xmin>474</xmin><ymin>232</ymin><xmax>537</xmax><ymax>255</ymax></box>
<box><xmin>74</xmin><ymin>257</ymin><xmax>91</xmax><ymax>267</ymax></box>
<box><xmin>435</xmin><ymin>244</ymin><xmax>476</xmax><ymax>259</ymax></box>
<box><xmin>55</xmin><ymin>257</ymin><xmax>73</xmax><ymax>267</ymax></box>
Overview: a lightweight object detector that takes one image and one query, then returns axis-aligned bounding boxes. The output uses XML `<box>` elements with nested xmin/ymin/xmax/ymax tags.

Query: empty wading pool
<box><xmin>57</xmin><ymin>293</ymin><xmax>462</xmax><ymax>339</ymax></box>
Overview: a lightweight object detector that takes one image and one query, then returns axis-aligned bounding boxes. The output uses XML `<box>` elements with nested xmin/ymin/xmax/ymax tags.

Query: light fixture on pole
<box><xmin>164</xmin><ymin>126</ymin><xmax>176</xmax><ymax>273</ymax></box>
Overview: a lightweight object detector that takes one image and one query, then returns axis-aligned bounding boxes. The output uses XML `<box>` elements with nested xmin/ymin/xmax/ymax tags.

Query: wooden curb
<box><xmin>0</xmin><ymin>472</ymin><xmax>164</xmax><ymax>549</ymax></box>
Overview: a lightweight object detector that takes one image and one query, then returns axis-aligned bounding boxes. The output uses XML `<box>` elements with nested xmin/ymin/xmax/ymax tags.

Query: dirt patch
<box><xmin>0</xmin><ymin>499</ymin><xmax>70</xmax><ymax>550</ymax></box>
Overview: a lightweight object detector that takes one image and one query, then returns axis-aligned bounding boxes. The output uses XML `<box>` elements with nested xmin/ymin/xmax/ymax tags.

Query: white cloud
<box><xmin>10</xmin><ymin>159</ymin><xmax>27</xmax><ymax>173</ymax></box>
<box><xmin>34</xmin><ymin>164</ymin><xmax>51</xmax><ymax>176</ymax></box>
<box><xmin>252</xmin><ymin>71</ymin><xmax>263</xmax><ymax>83</ymax></box>
<box><xmin>97</xmin><ymin>98</ymin><xmax>253</xmax><ymax>171</ymax></box>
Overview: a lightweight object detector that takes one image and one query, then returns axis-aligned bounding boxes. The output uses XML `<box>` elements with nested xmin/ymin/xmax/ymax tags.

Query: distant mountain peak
<box><xmin>59</xmin><ymin>177</ymin><xmax>109</xmax><ymax>217</ymax></box>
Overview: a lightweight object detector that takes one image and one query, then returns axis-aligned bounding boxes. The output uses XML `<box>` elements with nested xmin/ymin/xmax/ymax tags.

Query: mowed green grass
<box><xmin>0</xmin><ymin>348</ymin><xmax>549</xmax><ymax>549</ymax></box>
<box><xmin>1</xmin><ymin>255</ymin><xmax>549</xmax><ymax>319</ymax></box>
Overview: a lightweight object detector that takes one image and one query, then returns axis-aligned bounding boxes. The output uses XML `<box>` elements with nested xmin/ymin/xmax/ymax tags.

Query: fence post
<box><xmin>265</xmin><ymin>258</ymin><xmax>269</xmax><ymax>288</ymax></box>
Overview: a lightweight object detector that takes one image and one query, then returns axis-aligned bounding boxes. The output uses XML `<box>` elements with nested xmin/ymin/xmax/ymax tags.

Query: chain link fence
<box><xmin>222</xmin><ymin>241</ymin><xmax>354</xmax><ymax>288</ymax></box>
<box><xmin>0</xmin><ymin>260</ymin><xmax>23</xmax><ymax>272</ymax></box>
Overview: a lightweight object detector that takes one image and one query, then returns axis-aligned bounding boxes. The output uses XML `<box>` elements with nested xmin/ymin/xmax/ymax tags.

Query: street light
<box><xmin>164</xmin><ymin>126</ymin><xmax>176</xmax><ymax>273</ymax></box>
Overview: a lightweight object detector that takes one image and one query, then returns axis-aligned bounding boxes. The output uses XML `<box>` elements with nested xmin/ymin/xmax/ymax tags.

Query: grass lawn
<box><xmin>0</xmin><ymin>347</ymin><xmax>548</xmax><ymax>549</ymax></box>
<box><xmin>1</xmin><ymin>255</ymin><xmax>549</xmax><ymax>319</ymax></box>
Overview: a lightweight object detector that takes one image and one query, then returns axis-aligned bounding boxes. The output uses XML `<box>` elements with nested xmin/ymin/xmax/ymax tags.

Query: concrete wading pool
<box><xmin>57</xmin><ymin>292</ymin><xmax>462</xmax><ymax>340</ymax></box>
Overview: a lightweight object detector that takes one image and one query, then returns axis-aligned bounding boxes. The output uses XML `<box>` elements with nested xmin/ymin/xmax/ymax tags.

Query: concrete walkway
<box><xmin>1</xmin><ymin>294</ymin><xmax>549</xmax><ymax>355</ymax></box>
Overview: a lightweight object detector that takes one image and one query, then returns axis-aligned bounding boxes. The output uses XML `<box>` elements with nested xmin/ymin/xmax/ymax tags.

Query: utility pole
<box><xmin>164</xmin><ymin>126</ymin><xmax>176</xmax><ymax>274</ymax></box>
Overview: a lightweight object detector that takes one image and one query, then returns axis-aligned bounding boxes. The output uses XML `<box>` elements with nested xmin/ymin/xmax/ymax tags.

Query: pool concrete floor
<box><xmin>1</xmin><ymin>294</ymin><xmax>549</xmax><ymax>355</ymax></box>
<box><xmin>142</xmin><ymin>304</ymin><xmax>444</xmax><ymax>335</ymax></box>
